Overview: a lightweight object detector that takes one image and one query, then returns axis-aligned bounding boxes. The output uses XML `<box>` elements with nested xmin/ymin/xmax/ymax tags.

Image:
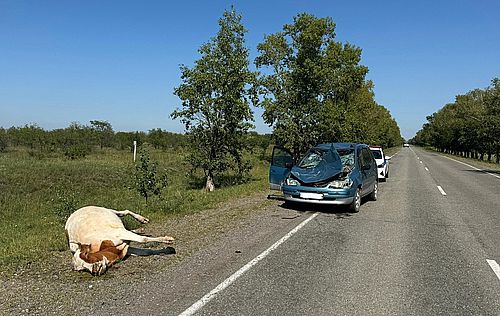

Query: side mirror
<box><xmin>386</xmin><ymin>156</ymin><xmax>391</xmax><ymax>161</ymax></box>
<box><xmin>285</xmin><ymin>162</ymin><xmax>293</xmax><ymax>169</ymax></box>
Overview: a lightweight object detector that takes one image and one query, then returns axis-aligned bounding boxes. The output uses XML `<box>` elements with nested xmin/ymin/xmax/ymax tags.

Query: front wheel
<box><xmin>349</xmin><ymin>188</ymin><xmax>361</xmax><ymax>213</ymax></box>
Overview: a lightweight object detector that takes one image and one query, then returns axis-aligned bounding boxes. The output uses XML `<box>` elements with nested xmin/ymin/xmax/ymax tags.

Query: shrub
<box><xmin>133</xmin><ymin>146</ymin><xmax>168</xmax><ymax>203</ymax></box>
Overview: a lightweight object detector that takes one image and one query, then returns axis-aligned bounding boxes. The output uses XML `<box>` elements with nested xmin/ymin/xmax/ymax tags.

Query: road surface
<box><xmin>170</xmin><ymin>146</ymin><xmax>500</xmax><ymax>315</ymax></box>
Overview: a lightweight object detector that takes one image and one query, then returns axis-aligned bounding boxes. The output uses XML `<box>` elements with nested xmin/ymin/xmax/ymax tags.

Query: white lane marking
<box><xmin>425</xmin><ymin>167</ymin><xmax>429</xmax><ymax>172</ymax></box>
<box><xmin>179</xmin><ymin>212</ymin><xmax>319</xmax><ymax>316</ymax></box>
<box><xmin>437</xmin><ymin>186</ymin><xmax>447</xmax><ymax>196</ymax></box>
<box><xmin>420</xmin><ymin>161</ymin><xmax>423</xmax><ymax>164</ymax></box>
<box><xmin>443</xmin><ymin>156</ymin><xmax>500</xmax><ymax>179</ymax></box>
<box><xmin>487</xmin><ymin>259</ymin><xmax>500</xmax><ymax>281</ymax></box>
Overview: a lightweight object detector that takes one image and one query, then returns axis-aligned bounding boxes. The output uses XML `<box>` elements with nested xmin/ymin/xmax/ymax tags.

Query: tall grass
<box><xmin>0</xmin><ymin>147</ymin><xmax>270</xmax><ymax>270</ymax></box>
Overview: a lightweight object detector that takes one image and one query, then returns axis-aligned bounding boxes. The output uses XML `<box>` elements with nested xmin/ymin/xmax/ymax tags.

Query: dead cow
<box><xmin>65</xmin><ymin>206</ymin><xmax>175</xmax><ymax>275</ymax></box>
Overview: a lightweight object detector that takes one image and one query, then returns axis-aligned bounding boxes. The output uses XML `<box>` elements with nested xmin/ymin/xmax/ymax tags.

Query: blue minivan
<box><xmin>269</xmin><ymin>143</ymin><xmax>378</xmax><ymax>212</ymax></box>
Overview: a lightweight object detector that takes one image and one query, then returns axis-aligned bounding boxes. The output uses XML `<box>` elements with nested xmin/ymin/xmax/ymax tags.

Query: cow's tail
<box><xmin>127</xmin><ymin>246</ymin><xmax>176</xmax><ymax>256</ymax></box>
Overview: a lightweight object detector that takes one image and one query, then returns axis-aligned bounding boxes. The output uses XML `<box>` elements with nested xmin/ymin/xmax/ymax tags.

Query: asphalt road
<box><xmin>169</xmin><ymin>146</ymin><xmax>500</xmax><ymax>316</ymax></box>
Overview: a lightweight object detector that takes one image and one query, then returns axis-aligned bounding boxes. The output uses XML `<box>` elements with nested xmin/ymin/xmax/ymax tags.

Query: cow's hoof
<box><xmin>161</xmin><ymin>236</ymin><xmax>175</xmax><ymax>244</ymax></box>
<box><xmin>91</xmin><ymin>260</ymin><xmax>108</xmax><ymax>276</ymax></box>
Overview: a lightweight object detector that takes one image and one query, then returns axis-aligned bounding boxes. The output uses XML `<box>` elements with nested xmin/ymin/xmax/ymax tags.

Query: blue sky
<box><xmin>1</xmin><ymin>1</ymin><xmax>499</xmax><ymax>140</ymax></box>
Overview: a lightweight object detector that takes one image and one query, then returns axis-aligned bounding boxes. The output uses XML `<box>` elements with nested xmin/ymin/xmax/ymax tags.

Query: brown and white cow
<box><xmin>65</xmin><ymin>206</ymin><xmax>175</xmax><ymax>275</ymax></box>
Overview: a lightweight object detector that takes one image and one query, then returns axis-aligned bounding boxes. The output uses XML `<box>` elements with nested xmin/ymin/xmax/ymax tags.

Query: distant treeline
<box><xmin>411</xmin><ymin>78</ymin><xmax>500</xmax><ymax>163</ymax></box>
<box><xmin>0</xmin><ymin>120</ymin><xmax>272</xmax><ymax>159</ymax></box>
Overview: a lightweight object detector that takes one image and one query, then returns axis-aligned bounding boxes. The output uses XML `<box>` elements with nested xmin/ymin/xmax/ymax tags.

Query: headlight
<box><xmin>327</xmin><ymin>178</ymin><xmax>353</xmax><ymax>189</ymax></box>
<box><xmin>285</xmin><ymin>177</ymin><xmax>300</xmax><ymax>186</ymax></box>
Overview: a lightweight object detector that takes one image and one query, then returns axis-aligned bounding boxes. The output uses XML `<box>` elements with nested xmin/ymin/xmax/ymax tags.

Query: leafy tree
<box><xmin>90</xmin><ymin>120</ymin><xmax>114</xmax><ymax>149</ymax></box>
<box><xmin>58</xmin><ymin>122</ymin><xmax>93</xmax><ymax>159</ymax></box>
<box><xmin>171</xmin><ymin>8</ymin><xmax>257</xmax><ymax>191</ymax></box>
<box><xmin>8</xmin><ymin>124</ymin><xmax>48</xmax><ymax>151</ymax></box>
<box><xmin>255</xmin><ymin>13</ymin><xmax>368</xmax><ymax>160</ymax></box>
<box><xmin>412</xmin><ymin>78</ymin><xmax>500</xmax><ymax>163</ymax></box>
<box><xmin>115</xmin><ymin>131</ymin><xmax>146</xmax><ymax>151</ymax></box>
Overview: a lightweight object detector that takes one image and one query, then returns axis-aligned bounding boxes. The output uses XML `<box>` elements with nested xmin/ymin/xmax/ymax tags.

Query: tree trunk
<box><xmin>205</xmin><ymin>174</ymin><xmax>215</xmax><ymax>192</ymax></box>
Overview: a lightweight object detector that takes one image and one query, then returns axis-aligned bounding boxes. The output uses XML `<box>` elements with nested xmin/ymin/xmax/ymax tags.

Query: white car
<box><xmin>369</xmin><ymin>146</ymin><xmax>390</xmax><ymax>182</ymax></box>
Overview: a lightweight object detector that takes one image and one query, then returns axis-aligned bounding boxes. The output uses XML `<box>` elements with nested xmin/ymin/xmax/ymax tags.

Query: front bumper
<box><xmin>282</xmin><ymin>185</ymin><xmax>355</xmax><ymax>205</ymax></box>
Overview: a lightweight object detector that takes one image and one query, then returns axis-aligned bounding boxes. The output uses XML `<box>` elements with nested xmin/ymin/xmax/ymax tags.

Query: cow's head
<box><xmin>72</xmin><ymin>244</ymin><xmax>109</xmax><ymax>276</ymax></box>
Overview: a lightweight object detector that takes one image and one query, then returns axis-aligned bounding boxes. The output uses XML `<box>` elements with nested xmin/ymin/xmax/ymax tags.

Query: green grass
<box><xmin>0</xmin><ymin>147</ymin><xmax>270</xmax><ymax>270</ymax></box>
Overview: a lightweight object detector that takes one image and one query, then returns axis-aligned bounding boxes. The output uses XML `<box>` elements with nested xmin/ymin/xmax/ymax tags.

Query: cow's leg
<box><xmin>117</xmin><ymin>230</ymin><xmax>174</xmax><ymax>244</ymax></box>
<box><xmin>111</xmin><ymin>209</ymin><xmax>149</xmax><ymax>224</ymax></box>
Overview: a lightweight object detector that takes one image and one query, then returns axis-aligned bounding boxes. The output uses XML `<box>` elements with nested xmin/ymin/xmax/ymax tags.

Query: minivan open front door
<box><xmin>269</xmin><ymin>146</ymin><xmax>293</xmax><ymax>190</ymax></box>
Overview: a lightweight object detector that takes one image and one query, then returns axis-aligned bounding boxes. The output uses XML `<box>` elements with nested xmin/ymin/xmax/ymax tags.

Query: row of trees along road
<box><xmin>411</xmin><ymin>78</ymin><xmax>500</xmax><ymax>163</ymax></box>
<box><xmin>172</xmin><ymin>9</ymin><xmax>403</xmax><ymax>191</ymax></box>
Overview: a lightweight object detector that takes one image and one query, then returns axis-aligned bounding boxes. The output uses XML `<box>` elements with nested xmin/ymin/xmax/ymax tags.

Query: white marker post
<box><xmin>133</xmin><ymin>141</ymin><xmax>137</xmax><ymax>162</ymax></box>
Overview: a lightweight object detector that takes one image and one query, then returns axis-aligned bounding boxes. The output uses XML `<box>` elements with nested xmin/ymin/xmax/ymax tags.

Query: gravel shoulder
<box><xmin>0</xmin><ymin>190</ymin><xmax>309</xmax><ymax>315</ymax></box>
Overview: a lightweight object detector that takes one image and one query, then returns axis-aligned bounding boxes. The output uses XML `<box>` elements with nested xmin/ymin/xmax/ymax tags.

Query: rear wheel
<box><xmin>349</xmin><ymin>188</ymin><xmax>361</xmax><ymax>213</ymax></box>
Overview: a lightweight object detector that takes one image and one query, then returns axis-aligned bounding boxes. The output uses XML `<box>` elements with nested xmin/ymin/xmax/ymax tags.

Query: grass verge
<box><xmin>0</xmin><ymin>147</ymin><xmax>270</xmax><ymax>271</ymax></box>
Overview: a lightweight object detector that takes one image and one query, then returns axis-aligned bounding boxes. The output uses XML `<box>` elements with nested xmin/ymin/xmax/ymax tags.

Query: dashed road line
<box><xmin>487</xmin><ymin>259</ymin><xmax>500</xmax><ymax>281</ymax></box>
<box><xmin>425</xmin><ymin>167</ymin><xmax>429</xmax><ymax>172</ymax></box>
<box><xmin>179</xmin><ymin>212</ymin><xmax>319</xmax><ymax>316</ymax></box>
<box><xmin>437</xmin><ymin>186</ymin><xmax>447</xmax><ymax>196</ymax></box>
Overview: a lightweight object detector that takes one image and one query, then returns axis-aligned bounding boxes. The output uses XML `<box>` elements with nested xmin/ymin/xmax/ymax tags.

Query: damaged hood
<box><xmin>291</xmin><ymin>146</ymin><xmax>343</xmax><ymax>184</ymax></box>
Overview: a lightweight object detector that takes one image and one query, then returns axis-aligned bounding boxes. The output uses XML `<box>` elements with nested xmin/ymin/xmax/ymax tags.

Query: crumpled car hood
<box><xmin>291</xmin><ymin>149</ymin><xmax>343</xmax><ymax>184</ymax></box>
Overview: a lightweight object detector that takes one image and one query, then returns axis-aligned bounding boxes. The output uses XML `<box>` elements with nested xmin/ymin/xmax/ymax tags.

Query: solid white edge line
<box><xmin>178</xmin><ymin>212</ymin><xmax>319</xmax><ymax>316</ymax></box>
<box><xmin>437</xmin><ymin>185</ymin><xmax>447</xmax><ymax>196</ymax></box>
<box><xmin>443</xmin><ymin>156</ymin><xmax>500</xmax><ymax>179</ymax></box>
<box><xmin>486</xmin><ymin>259</ymin><xmax>500</xmax><ymax>281</ymax></box>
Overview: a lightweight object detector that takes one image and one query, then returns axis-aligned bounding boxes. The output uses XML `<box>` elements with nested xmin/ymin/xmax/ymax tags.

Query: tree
<box><xmin>412</xmin><ymin>78</ymin><xmax>500</xmax><ymax>163</ymax></box>
<box><xmin>58</xmin><ymin>122</ymin><xmax>93</xmax><ymax>159</ymax></box>
<box><xmin>255</xmin><ymin>13</ymin><xmax>368</xmax><ymax>160</ymax></box>
<box><xmin>171</xmin><ymin>8</ymin><xmax>257</xmax><ymax>191</ymax></box>
<box><xmin>90</xmin><ymin>120</ymin><xmax>114</xmax><ymax>149</ymax></box>
<box><xmin>484</xmin><ymin>78</ymin><xmax>500</xmax><ymax>162</ymax></box>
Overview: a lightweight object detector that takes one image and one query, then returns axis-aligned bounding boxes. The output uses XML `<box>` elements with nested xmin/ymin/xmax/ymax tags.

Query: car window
<box><xmin>298</xmin><ymin>148</ymin><xmax>328</xmax><ymax>168</ymax></box>
<box><xmin>370</xmin><ymin>149</ymin><xmax>383</xmax><ymax>159</ymax></box>
<box><xmin>337</xmin><ymin>149</ymin><xmax>355</xmax><ymax>167</ymax></box>
<box><xmin>361</xmin><ymin>149</ymin><xmax>373</xmax><ymax>168</ymax></box>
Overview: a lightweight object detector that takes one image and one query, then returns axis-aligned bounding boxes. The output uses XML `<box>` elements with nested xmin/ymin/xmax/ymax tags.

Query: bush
<box><xmin>133</xmin><ymin>146</ymin><xmax>168</xmax><ymax>203</ymax></box>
